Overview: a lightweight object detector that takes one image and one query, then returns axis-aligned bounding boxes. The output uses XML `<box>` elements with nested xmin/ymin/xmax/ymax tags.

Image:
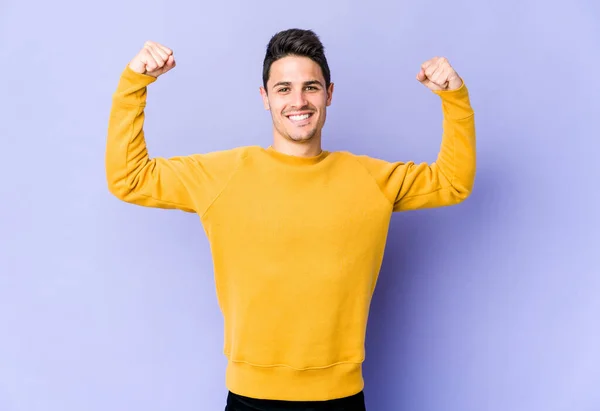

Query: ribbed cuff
<box><xmin>112</xmin><ymin>65</ymin><xmax>157</xmax><ymax>104</ymax></box>
<box><xmin>433</xmin><ymin>80</ymin><xmax>474</xmax><ymax>120</ymax></box>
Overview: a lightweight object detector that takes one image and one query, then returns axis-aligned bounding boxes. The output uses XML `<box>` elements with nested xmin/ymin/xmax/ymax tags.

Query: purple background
<box><xmin>2</xmin><ymin>0</ymin><xmax>599</xmax><ymax>410</ymax></box>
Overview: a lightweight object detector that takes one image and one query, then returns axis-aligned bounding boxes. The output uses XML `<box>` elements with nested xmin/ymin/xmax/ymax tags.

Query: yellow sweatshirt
<box><xmin>105</xmin><ymin>66</ymin><xmax>476</xmax><ymax>401</ymax></box>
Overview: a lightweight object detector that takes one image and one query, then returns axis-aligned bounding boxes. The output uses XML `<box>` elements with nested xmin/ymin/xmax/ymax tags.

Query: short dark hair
<box><xmin>262</xmin><ymin>28</ymin><xmax>331</xmax><ymax>91</ymax></box>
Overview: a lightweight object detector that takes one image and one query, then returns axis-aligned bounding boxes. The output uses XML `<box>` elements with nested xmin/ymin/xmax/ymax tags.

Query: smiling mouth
<box><xmin>286</xmin><ymin>113</ymin><xmax>314</xmax><ymax>124</ymax></box>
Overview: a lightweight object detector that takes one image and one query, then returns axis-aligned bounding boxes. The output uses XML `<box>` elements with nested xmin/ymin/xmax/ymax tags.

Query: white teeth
<box><xmin>289</xmin><ymin>114</ymin><xmax>310</xmax><ymax>121</ymax></box>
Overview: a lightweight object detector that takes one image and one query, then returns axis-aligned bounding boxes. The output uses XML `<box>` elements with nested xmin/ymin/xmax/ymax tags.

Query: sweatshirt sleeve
<box><xmin>356</xmin><ymin>81</ymin><xmax>476</xmax><ymax>212</ymax></box>
<box><xmin>105</xmin><ymin>66</ymin><xmax>243</xmax><ymax>214</ymax></box>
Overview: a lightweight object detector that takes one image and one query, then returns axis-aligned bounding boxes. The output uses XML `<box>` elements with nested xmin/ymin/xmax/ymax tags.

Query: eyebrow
<box><xmin>272</xmin><ymin>80</ymin><xmax>324</xmax><ymax>90</ymax></box>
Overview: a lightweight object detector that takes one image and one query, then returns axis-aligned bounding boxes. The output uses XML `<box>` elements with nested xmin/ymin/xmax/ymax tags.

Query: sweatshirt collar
<box><xmin>264</xmin><ymin>146</ymin><xmax>330</xmax><ymax>165</ymax></box>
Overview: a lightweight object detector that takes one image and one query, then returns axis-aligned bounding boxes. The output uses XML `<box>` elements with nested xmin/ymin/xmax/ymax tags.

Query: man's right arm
<box><xmin>105</xmin><ymin>42</ymin><xmax>242</xmax><ymax>214</ymax></box>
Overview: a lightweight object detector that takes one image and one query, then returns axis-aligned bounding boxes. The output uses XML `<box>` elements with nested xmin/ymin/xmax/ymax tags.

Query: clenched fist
<box><xmin>128</xmin><ymin>41</ymin><xmax>176</xmax><ymax>78</ymax></box>
<box><xmin>417</xmin><ymin>57</ymin><xmax>462</xmax><ymax>91</ymax></box>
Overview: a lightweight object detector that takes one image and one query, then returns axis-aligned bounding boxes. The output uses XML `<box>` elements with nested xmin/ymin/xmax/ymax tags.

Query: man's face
<box><xmin>260</xmin><ymin>55</ymin><xmax>334</xmax><ymax>145</ymax></box>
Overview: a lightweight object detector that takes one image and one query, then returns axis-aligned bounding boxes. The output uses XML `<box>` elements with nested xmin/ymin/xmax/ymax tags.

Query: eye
<box><xmin>305</xmin><ymin>86</ymin><xmax>318</xmax><ymax>91</ymax></box>
<box><xmin>277</xmin><ymin>87</ymin><xmax>290</xmax><ymax>93</ymax></box>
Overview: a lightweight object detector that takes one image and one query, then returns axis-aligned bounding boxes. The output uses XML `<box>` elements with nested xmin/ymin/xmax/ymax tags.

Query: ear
<box><xmin>259</xmin><ymin>86</ymin><xmax>270</xmax><ymax>110</ymax></box>
<box><xmin>326</xmin><ymin>82</ymin><xmax>334</xmax><ymax>106</ymax></box>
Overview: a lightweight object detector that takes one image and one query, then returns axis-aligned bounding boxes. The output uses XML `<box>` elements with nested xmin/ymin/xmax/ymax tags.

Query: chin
<box><xmin>288</xmin><ymin>129</ymin><xmax>318</xmax><ymax>142</ymax></box>
<box><xmin>289</xmin><ymin>134</ymin><xmax>314</xmax><ymax>142</ymax></box>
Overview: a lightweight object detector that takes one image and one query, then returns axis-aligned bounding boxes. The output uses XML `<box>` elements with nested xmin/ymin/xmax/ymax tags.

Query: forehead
<box><xmin>268</xmin><ymin>55</ymin><xmax>324</xmax><ymax>85</ymax></box>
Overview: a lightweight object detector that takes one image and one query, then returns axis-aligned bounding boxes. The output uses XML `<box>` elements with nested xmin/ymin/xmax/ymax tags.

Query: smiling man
<box><xmin>105</xmin><ymin>29</ymin><xmax>476</xmax><ymax>411</ymax></box>
<box><xmin>259</xmin><ymin>48</ymin><xmax>333</xmax><ymax>156</ymax></box>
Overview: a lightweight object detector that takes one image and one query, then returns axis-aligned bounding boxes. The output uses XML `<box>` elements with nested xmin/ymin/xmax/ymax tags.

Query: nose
<box><xmin>290</xmin><ymin>89</ymin><xmax>308</xmax><ymax>109</ymax></box>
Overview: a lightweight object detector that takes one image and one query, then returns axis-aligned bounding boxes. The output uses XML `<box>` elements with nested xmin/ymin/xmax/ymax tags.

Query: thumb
<box><xmin>128</xmin><ymin>58</ymin><xmax>147</xmax><ymax>74</ymax></box>
<box><xmin>416</xmin><ymin>69</ymin><xmax>441</xmax><ymax>90</ymax></box>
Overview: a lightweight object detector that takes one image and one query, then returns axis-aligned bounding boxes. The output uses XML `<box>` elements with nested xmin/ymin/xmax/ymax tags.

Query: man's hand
<box><xmin>417</xmin><ymin>57</ymin><xmax>463</xmax><ymax>91</ymax></box>
<box><xmin>128</xmin><ymin>41</ymin><xmax>175</xmax><ymax>78</ymax></box>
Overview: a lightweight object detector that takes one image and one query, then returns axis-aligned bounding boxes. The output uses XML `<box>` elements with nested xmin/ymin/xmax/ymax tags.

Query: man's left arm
<box><xmin>357</xmin><ymin>57</ymin><xmax>476</xmax><ymax>212</ymax></box>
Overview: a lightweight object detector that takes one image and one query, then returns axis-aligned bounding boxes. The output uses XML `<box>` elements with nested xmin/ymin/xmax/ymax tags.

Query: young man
<box><xmin>105</xmin><ymin>29</ymin><xmax>476</xmax><ymax>411</ymax></box>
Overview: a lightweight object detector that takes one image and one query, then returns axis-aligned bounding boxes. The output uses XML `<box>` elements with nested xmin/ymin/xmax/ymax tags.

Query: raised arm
<box><xmin>357</xmin><ymin>57</ymin><xmax>476</xmax><ymax>212</ymax></box>
<box><xmin>105</xmin><ymin>41</ymin><xmax>242</xmax><ymax>214</ymax></box>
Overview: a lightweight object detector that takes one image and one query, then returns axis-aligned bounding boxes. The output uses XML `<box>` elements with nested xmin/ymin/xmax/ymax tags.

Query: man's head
<box><xmin>260</xmin><ymin>29</ymin><xmax>334</xmax><ymax>146</ymax></box>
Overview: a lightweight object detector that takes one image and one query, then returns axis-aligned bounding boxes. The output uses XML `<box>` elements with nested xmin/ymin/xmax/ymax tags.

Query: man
<box><xmin>105</xmin><ymin>29</ymin><xmax>476</xmax><ymax>411</ymax></box>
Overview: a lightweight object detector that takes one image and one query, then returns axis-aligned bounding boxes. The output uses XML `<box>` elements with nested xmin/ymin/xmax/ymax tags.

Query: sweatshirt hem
<box><xmin>225</xmin><ymin>359</ymin><xmax>364</xmax><ymax>401</ymax></box>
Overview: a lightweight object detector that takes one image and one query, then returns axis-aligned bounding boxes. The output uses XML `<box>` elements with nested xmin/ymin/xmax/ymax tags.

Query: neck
<box><xmin>271</xmin><ymin>135</ymin><xmax>322</xmax><ymax>157</ymax></box>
